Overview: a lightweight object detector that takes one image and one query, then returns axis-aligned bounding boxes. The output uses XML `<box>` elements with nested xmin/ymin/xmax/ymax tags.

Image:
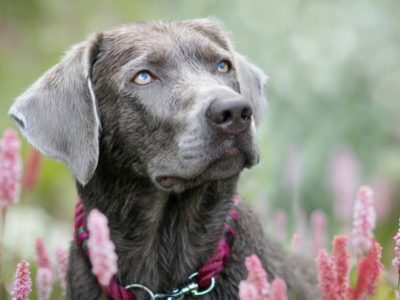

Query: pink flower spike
<box><xmin>239</xmin><ymin>281</ymin><xmax>259</xmax><ymax>300</ymax></box>
<box><xmin>311</xmin><ymin>210</ymin><xmax>327</xmax><ymax>254</ymax></box>
<box><xmin>351</xmin><ymin>186</ymin><xmax>376</xmax><ymax>256</ymax></box>
<box><xmin>11</xmin><ymin>261</ymin><xmax>32</xmax><ymax>300</ymax></box>
<box><xmin>55</xmin><ymin>246</ymin><xmax>69</xmax><ymax>292</ymax></box>
<box><xmin>332</xmin><ymin>236</ymin><xmax>349</xmax><ymax>299</ymax></box>
<box><xmin>351</xmin><ymin>240</ymin><xmax>383</xmax><ymax>299</ymax></box>
<box><xmin>244</xmin><ymin>254</ymin><xmax>270</xmax><ymax>297</ymax></box>
<box><xmin>87</xmin><ymin>209</ymin><xmax>118</xmax><ymax>287</ymax></box>
<box><xmin>0</xmin><ymin>129</ymin><xmax>22</xmax><ymax>208</ymax></box>
<box><xmin>35</xmin><ymin>238</ymin><xmax>54</xmax><ymax>299</ymax></box>
<box><xmin>316</xmin><ymin>249</ymin><xmax>340</xmax><ymax>300</ymax></box>
<box><xmin>22</xmin><ymin>147</ymin><xmax>42</xmax><ymax>191</ymax></box>
<box><xmin>330</xmin><ymin>148</ymin><xmax>359</xmax><ymax>222</ymax></box>
<box><xmin>37</xmin><ymin>267</ymin><xmax>54</xmax><ymax>300</ymax></box>
<box><xmin>392</xmin><ymin>218</ymin><xmax>400</xmax><ymax>272</ymax></box>
<box><xmin>270</xmin><ymin>278</ymin><xmax>288</xmax><ymax>300</ymax></box>
<box><xmin>35</xmin><ymin>238</ymin><xmax>52</xmax><ymax>269</ymax></box>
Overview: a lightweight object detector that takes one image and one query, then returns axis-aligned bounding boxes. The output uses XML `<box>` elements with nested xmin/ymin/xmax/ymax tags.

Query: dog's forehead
<box><xmin>100</xmin><ymin>21</ymin><xmax>232</xmax><ymax>69</ymax></box>
<box><xmin>108</xmin><ymin>20</ymin><xmax>230</xmax><ymax>49</ymax></box>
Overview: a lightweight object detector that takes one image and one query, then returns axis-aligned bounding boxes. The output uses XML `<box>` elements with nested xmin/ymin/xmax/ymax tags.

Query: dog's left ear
<box><xmin>8</xmin><ymin>33</ymin><xmax>103</xmax><ymax>186</ymax></box>
<box><xmin>235</xmin><ymin>54</ymin><xmax>268</xmax><ymax>126</ymax></box>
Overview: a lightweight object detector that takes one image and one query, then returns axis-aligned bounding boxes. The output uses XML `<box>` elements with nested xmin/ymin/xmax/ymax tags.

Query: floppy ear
<box><xmin>235</xmin><ymin>54</ymin><xmax>268</xmax><ymax>126</ymax></box>
<box><xmin>8</xmin><ymin>33</ymin><xmax>103</xmax><ymax>186</ymax></box>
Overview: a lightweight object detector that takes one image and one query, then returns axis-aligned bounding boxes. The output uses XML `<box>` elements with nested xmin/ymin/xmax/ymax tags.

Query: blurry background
<box><xmin>0</xmin><ymin>0</ymin><xmax>399</xmax><ymax>297</ymax></box>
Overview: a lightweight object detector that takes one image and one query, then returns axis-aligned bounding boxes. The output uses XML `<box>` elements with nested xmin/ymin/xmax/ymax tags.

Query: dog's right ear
<box><xmin>8</xmin><ymin>33</ymin><xmax>103</xmax><ymax>186</ymax></box>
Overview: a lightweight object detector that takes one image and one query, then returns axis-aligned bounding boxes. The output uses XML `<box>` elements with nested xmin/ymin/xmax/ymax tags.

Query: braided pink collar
<box><xmin>74</xmin><ymin>196</ymin><xmax>240</xmax><ymax>300</ymax></box>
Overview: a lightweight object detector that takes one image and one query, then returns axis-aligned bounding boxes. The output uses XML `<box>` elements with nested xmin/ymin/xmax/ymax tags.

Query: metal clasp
<box><xmin>125</xmin><ymin>272</ymin><xmax>215</xmax><ymax>299</ymax></box>
<box><xmin>186</xmin><ymin>272</ymin><xmax>216</xmax><ymax>297</ymax></box>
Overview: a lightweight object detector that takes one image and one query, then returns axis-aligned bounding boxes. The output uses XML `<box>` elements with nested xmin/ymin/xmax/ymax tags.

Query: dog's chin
<box><xmin>152</xmin><ymin>147</ymin><xmax>259</xmax><ymax>193</ymax></box>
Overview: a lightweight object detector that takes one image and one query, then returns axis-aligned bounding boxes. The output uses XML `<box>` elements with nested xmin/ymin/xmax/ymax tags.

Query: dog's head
<box><xmin>9</xmin><ymin>19</ymin><xmax>267</xmax><ymax>192</ymax></box>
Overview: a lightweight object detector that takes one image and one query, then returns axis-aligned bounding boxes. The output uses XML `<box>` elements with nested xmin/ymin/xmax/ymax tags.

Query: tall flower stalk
<box><xmin>239</xmin><ymin>254</ymin><xmax>288</xmax><ymax>300</ymax></box>
<box><xmin>332</xmin><ymin>236</ymin><xmax>349</xmax><ymax>299</ymax></box>
<box><xmin>316</xmin><ymin>248</ymin><xmax>339</xmax><ymax>300</ymax></box>
<box><xmin>273</xmin><ymin>210</ymin><xmax>287</xmax><ymax>244</ymax></box>
<box><xmin>316</xmin><ymin>186</ymin><xmax>382</xmax><ymax>300</ymax></box>
<box><xmin>11</xmin><ymin>261</ymin><xmax>32</xmax><ymax>300</ymax></box>
<box><xmin>87</xmin><ymin>209</ymin><xmax>118</xmax><ymax>287</ymax></box>
<box><xmin>392</xmin><ymin>218</ymin><xmax>400</xmax><ymax>293</ymax></box>
<box><xmin>0</xmin><ymin>129</ymin><xmax>22</xmax><ymax>298</ymax></box>
<box><xmin>0</xmin><ymin>129</ymin><xmax>22</xmax><ymax>208</ymax></box>
<box><xmin>351</xmin><ymin>186</ymin><xmax>376</xmax><ymax>257</ymax></box>
<box><xmin>22</xmin><ymin>147</ymin><xmax>42</xmax><ymax>191</ymax></box>
<box><xmin>329</xmin><ymin>148</ymin><xmax>359</xmax><ymax>223</ymax></box>
<box><xmin>312</xmin><ymin>210</ymin><xmax>327</xmax><ymax>254</ymax></box>
<box><xmin>55</xmin><ymin>246</ymin><xmax>69</xmax><ymax>293</ymax></box>
<box><xmin>349</xmin><ymin>241</ymin><xmax>382</xmax><ymax>299</ymax></box>
<box><xmin>316</xmin><ymin>236</ymin><xmax>382</xmax><ymax>300</ymax></box>
<box><xmin>35</xmin><ymin>238</ymin><xmax>54</xmax><ymax>300</ymax></box>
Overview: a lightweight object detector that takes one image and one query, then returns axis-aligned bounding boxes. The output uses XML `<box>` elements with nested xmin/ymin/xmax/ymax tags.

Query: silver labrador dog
<box><xmin>9</xmin><ymin>19</ymin><xmax>319</xmax><ymax>299</ymax></box>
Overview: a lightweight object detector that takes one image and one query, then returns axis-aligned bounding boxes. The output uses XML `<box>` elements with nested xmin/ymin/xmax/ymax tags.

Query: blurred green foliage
<box><xmin>1</xmin><ymin>0</ymin><xmax>400</xmax><ymax>298</ymax></box>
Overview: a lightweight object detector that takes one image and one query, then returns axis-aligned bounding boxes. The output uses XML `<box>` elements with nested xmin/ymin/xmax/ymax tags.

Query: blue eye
<box><xmin>133</xmin><ymin>70</ymin><xmax>153</xmax><ymax>85</ymax></box>
<box><xmin>217</xmin><ymin>60</ymin><xmax>231</xmax><ymax>73</ymax></box>
<box><xmin>139</xmin><ymin>72</ymin><xmax>148</xmax><ymax>80</ymax></box>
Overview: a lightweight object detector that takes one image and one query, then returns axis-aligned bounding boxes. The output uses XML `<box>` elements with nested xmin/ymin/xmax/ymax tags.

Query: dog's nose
<box><xmin>206</xmin><ymin>98</ymin><xmax>252</xmax><ymax>134</ymax></box>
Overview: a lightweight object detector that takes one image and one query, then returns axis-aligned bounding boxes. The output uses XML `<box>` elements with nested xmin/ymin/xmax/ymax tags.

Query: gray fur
<box><xmin>9</xmin><ymin>19</ymin><xmax>319</xmax><ymax>299</ymax></box>
<box><xmin>8</xmin><ymin>33</ymin><xmax>102</xmax><ymax>185</ymax></box>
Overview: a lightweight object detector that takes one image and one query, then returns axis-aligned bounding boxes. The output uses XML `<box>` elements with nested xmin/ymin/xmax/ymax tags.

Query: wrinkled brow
<box><xmin>197</xmin><ymin>43</ymin><xmax>232</xmax><ymax>62</ymax></box>
<box><xmin>141</xmin><ymin>50</ymin><xmax>169</xmax><ymax>67</ymax></box>
<box><xmin>119</xmin><ymin>50</ymin><xmax>170</xmax><ymax>72</ymax></box>
<box><xmin>123</xmin><ymin>40</ymin><xmax>233</xmax><ymax>71</ymax></box>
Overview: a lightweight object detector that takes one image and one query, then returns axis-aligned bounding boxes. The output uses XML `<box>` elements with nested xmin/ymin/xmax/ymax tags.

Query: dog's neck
<box><xmin>77</xmin><ymin>159</ymin><xmax>238</xmax><ymax>292</ymax></box>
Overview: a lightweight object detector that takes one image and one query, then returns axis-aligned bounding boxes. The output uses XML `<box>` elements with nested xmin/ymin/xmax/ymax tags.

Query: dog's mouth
<box><xmin>154</xmin><ymin>138</ymin><xmax>256</xmax><ymax>191</ymax></box>
<box><xmin>156</xmin><ymin>146</ymin><xmax>243</xmax><ymax>188</ymax></box>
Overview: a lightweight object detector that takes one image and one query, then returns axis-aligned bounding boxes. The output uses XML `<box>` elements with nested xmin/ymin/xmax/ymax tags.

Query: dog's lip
<box><xmin>155</xmin><ymin>176</ymin><xmax>185</xmax><ymax>189</ymax></box>
<box><xmin>157</xmin><ymin>146</ymin><xmax>242</xmax><ymax>183</ymax></box>
<box><xmin>221</xmin><ymin>146</ymin><xmax>240</xmax><ymax>157</ymax></box>
<box><xmin>207</xmin><ymin>138</ymin><xmax>240</xmax><ymax>160</ymax></box>
<box><xmin>155</xmin><ymin>139</ymin><xmax>248</xmax><ymax>190</ymax></box>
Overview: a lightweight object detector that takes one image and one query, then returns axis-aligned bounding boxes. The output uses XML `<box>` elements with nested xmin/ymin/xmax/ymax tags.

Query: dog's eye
<box><xmin>217</xmin><ymin>60</ymin><xmax>231</xmax><ymax>73</ymax></box>
<box><xmin>133</xmin><ymin>71</ymin><xmax>154</xmax><ymax>85</ymax></box>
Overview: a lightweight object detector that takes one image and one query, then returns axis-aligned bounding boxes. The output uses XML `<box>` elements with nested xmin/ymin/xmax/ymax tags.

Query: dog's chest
<box><xmin>114</xmin><ymin>208</ymin><xmax>223</xmax><ymax>296</ymax></box>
